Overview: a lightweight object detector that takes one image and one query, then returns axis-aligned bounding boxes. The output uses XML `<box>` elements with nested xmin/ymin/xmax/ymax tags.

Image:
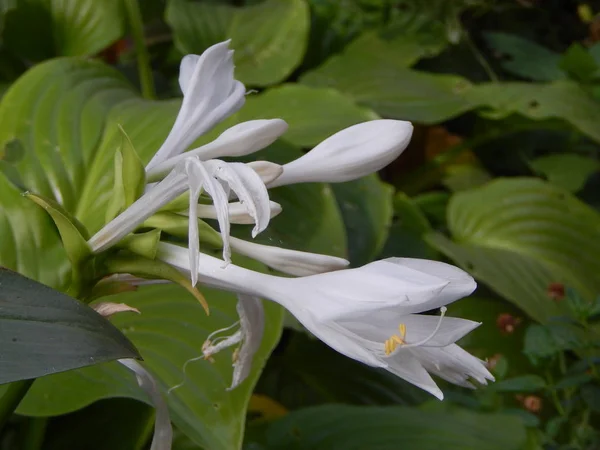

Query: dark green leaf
<box><xmin>581</xmin><ymin>384</ymin><xmax>600</xmax><ymax>412</ymax></box>
<box><xmin>260</xmin><ymin>405</ymin><xmax>527</xmax><ymax>450</ymax></box>
<box><xmin>331</xmin><ymin>174</ymin><xmax>393</xmax><ymax>266</ymax></box>
<box><xmin>0</xmin><ymin>268</ymin><xmax>139</xmax><ymax>384</ymax></box>
<box><xmin>166</xmin><ymin>0</ymin><xmax>309</xmax><ymax>86</ymax></box>
<box><xmin>558</xmin><ymin>44</ymin><xmax>599</xmax><ymax>82</ymax></box>
<box><xmin>529</xmin><ymin>153</ymin><xmax>600</xmax><ymax>193</ymax></box>
<box><xmin>488</xmin><ymin>375</ymin><xmax>546</xmax><ymax>393</ymax></box>
<box><xmin>2</xmin><ymin>0</ymin><xmax>125</xmax><ymax>60</ymax></box>
<box><xmin>484</xmin><ymin>32</ymin><xmax>564</xmax><ymax>81</ymax></box>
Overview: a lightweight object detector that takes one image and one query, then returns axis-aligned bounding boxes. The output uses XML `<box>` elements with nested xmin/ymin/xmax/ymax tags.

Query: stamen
<box><xmin>383</xmin><ymin>307</ymin><xmax>447</xmax><ymax>355</ymax></box>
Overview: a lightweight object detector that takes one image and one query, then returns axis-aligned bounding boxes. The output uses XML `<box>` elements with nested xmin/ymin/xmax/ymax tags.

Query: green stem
<box><xmin>123</xmin><ymin>0</ymin><xmax>155</xmax><ymax>100</ymax></box>
<box><xmin>22</xmin><ymin>417</ymin><xmax>47</xmax><ymax>450</ymax></box>
<box><xmin>0</xmin><ymin>379</ymin><xmax>35</xmax><ymax>432</ymax></box>
<box><xmin>465</xmin><ymin>31</ymin><xmax>499</xmax><ymax>82</ymax></box>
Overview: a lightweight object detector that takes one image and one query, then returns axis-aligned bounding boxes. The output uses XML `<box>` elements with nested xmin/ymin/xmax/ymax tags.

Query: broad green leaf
<box><xmin>166</xmin><ymin>0</ymin><xmax>309</xmax><ymax>86</ymax></box>
<box><xmin>331</xmin><ymin>174</ymin><xmax>394</xmax><ymax>266</ymax></box>
<box><xmin>442</xmin><ymin>164</ymin><xmax>492</xmax><ymax>192</ymax></box>
<box><xmin>529</xmin><ymin>153</ymin><xmax>600</xmax><ymax>192</ymax></box>
<box><xmin>489</xmin><ymin>375</ymin><xmax>546</xmax><ymax>393</ymax></box>
<box><xmin>302</xmin><ymin>53</ymin><xmax>478</xmax><ymax>124</ymax></box>
<box><xmin>43</xmin><ymin>398</ymin><xmax>153</xmax><ymax>450</ymax></box>
<box><xmin>0</xmin><ymin>268</ymin><xmax>139</xmax><ymax>384</ymax></box>
<box><xmin>483</xmin><ymin>32</ymin><xmax>564</xmax><ymax>81</ymax></box>
<box><xmin>259</xmin><ymin>405</ymin><xmax>527</xmax><ymax>450</ymax></box>
<box><xmin>8</xmin><ymin>278</ymin><xmax>284</xmax><ymax>450</ymax></box>
<box><xmin>0</xmin><ymin>59</ymin><xmax>135</xmax><ymax>287</ymax></box>
<box><xmin>470</xmin><ymin>81</ymin><xmax>600</xmax><ymax>144</ymax></box>
<box><xmin>558</xmin><ymin>43</ymin><xmax>599</xmax><ymax>82</ymax></box>
<box><xmin>427</xmin><ymin>178</ymin><xmax>600</xmax><ymax>322</ymax></box>
<box><xmin>255</xmin><ymin>332</ymin><xmax>428</xmax><ymax>409</ymax></box>
<box><xmin>2</xmin><ymin>0</ymin><xmax>125</xmax><ymax>59</ymax></box>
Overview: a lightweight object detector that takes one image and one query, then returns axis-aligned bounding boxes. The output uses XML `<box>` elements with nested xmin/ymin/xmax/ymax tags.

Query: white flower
<box><xmin>179</xmin><ymin>200</ymin><xmax>282</xmax><ymax>224</ymax></box>
<box><xmin>269</xmin><ymin>120</ymin><xmax>413</xmax><ymax>187</ymax></box>
<box><xmin>157</xmin><ymin>243</ymin><xmax>493</xmax><ymax>398</ymax></box>
<box><xmin>147</xmin><ymin>120</ymin><xmax>288</xmax><ymax>182</ymax></box>
<box><xmin>145</xmin><ymin>41</ymin><xmax>246</xmax><ymax>171</ymax></box>
<box><xmin>119</xmin><ymin>359</ymin><xmax>172</xmax><ymax>450</ymax></box>
<box><xmin>229</xmin><ymin>236</ymin><xmax>349</xmax><ymax>276</ymax></box>
<box><xmin>88</xmin><ymin>158</ymin><xmax>272</xmax><ymax>284</ymax></box>
<box><xmin>200</xmin><ymin>294</ymin><xmax>265</xmax><ymax>389</ymax></box>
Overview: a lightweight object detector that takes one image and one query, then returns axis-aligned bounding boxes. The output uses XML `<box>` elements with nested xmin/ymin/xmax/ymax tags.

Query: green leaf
<box><xmin>581</xmin><ymin>385</ymin><xmax>600</xmax><ymax>412</ymax></box>
<box><xmin>529</xmin><ymin>153</ymin><xmax>600</xmax><ymax>193</ymax></box>
<box><xmin>302</xmin><ymin>54</ymin><xmax>478</xmax><ymax>124</ymax></box>
<box><xmin>8</xmin><ymin>278</ymin><xmax>284</xmax><ymax>450</ymax></box>
<box><xmin>24</xmin><ymin>193</ymin><xmax>91</xmax><ymax>266</ymax></box>
<box><xmin>427</xmin><ymin>178</ymin><xmax>600</xmax><ymax>322</ymax></box>
<box><xmin>483</xmin><ymin>32</ymin><xmax>564</xmax><ymax>81</ymax></box>
<box><xmin>2</xmin><ymin>0</ymin><xmax>125</xmax><ymax>59</ymax></box>
<box><xmin>489</xmin><ymin>375</ymin><xmax>546</xmax><ymax>393</ymax></box>
<box><xmin>259</xmin><ymin>405</ymin><xmax>527</xmax><ymax>450</ymax></box>
<box><xmin>331</xmin><ymin>174</ymin><xmax>394</xmax><ymax>266</ymax></box>
<box><xmin>166</xmin><ymin>0</ymin><xmax>309</xmax><ymax>86</ymax></box>
<box><xmin>0</xmin><ymin>268</ymin><xmax>139</xmax><ymax>384</ymax></box>
<box><xmin>470</xmin><ymin>81</ymin><xmax>600</xmax><ymax>144</ymax></box>
<box><xmin>558</xmin><ymin>43</ymin><xmax>599</xmax><ymax>82</ymax></box>
<box><xmin>0</xmin><ymin>58</ymin><xmax>136</xmax><ymax>287</ymax></box>
<box><xmin>442</xmin><ymin>164</ymin><xmax>492</xmax><ymax>193</ymax></box>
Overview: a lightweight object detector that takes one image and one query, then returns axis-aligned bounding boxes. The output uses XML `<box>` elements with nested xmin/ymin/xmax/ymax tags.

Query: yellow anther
<box><xmin>384</xmin><ymin>323</ymin><xmax>407</xmax><ymax>355</ymax></box>
<box><xmin>232</xmin><ymin>347</ymin><xmax>240</xmax><ymax>363</ymax></box>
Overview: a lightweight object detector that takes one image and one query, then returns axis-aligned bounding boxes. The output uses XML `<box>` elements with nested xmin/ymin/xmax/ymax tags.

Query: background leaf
<box><xmin>427</xmin><ymin>178</ymin><xmax>600</xmax><ymax>322</ymax></box>
<box><xmin>529</xmin><ymin>153</ymin><xmax>600</xmax><ymax>192</ymax></box>
<box><xmin>256</xmin><ymin>404</ymin><xmax>527</xmax><ymax>450</ymax></box>
<box><xmin>2</xmin><ymin>277</ymin><xmax>284</xmax><ymax>450</ymax></box>
<box><xmin>2</xmin><ymin>0</ymin><xmax>125</xmax><ymax>59</ymax></box>
<box><xmin>166</xmin><ymin>0</ymin><xmax>309</xmax><ymax>87</ymax></box>
<box><xmin>0</xmin><ymin>268</ymin><xmax>139</xmax><ymax>384</ymax></box>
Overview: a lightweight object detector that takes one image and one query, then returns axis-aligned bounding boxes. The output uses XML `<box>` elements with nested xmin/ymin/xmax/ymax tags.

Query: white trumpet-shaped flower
<box><xmin>269</xmin><ymin>120</ymin><xmax>413</xmax><ymax>187</ymax></box>
<box><xmin>147</xmin><ymin>120</ymin><xmax>288</xmax><ymax>182</ymax></box>
<box><xmin>146</xmin><ymin>41</ymin><xmax>246</xmax><ymax>170</ymax></box>
<box><xmin>157</xmin><ymin>243</ymin><xmax>493</xmax><ymax>399</ymax></box>
<box><xmin>228</xmin><ymin>236</ymin><xmax>349</xmax><ymax>276</ymax></box>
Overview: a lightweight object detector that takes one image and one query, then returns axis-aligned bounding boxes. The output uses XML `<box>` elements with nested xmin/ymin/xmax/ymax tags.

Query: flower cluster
<box><xmin>85</xmin><ymin>41</ymin><xmax>492</xmax><ymax>449</ymax></box>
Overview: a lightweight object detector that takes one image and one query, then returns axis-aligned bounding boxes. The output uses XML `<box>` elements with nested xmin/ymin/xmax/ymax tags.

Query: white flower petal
<box><xmin>229</xmin><ymin>236</ymin><xmax>349</xmax><ymax>276</ymax></box>
<box><xmin>146</xmin><ymin>120</ymin><xmax>287</xmax><ymax>182</ymax></box>
<box><xmin>179</xmin><ymin>200</ymin><xmax>282</xmax><ymax>224</ymax></box>
<box><xmin>88</xmin><ymin>170</ymin><xmax>187</xmax><ymax>253</ymax></box>
<box><xmin>146</xmin><ymin>41</ymin><xmax>246</xmax><ymax>170</ymax></box>
<box><xmin>185</xmin><ymin>159</ymin><xmax>204</xmax><ymax>286</ymax></box>
<box><xmin>386</xmin><ymin>352</ymin><xmax>444</xmax><ymax>400</ymax></box>
<box><xmin>119</xmin><ymin>359</ymin><xmax>172</xmax><ymax>450</ymax></box>
<box><xmin>247</xmin><ymin>161</ymin><xmax>284</xmax><ymax>185</ymax></box>
<box><xmin>207</xmin><ymin>161</ymin><xmax>271</xmax><ymax>238</ymax></box>
<box><xmin>186</xmin><ymin>158</ymin><xmax>231</xmax><ymax>263</ymax></box>
<box><xmin>269</xmin><ymin>120</ymin><xmax>413</xmax><ymax>187</ymax></box>
<box><xmin>229</xmin><ymin>294</ymin><xmax>265</xmax><ymax>389</ymax></box>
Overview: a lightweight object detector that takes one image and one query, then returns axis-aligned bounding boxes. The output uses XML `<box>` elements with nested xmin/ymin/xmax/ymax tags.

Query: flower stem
<box><xmin>0</xmin><ymin>379</ymin><xmax>34</xmax><ymax>432</ymax></box>
<box><xmin>123</xmin><ymin>0</ymin><xmax>155</xmax><ymax>100</ymax></box>
<box><xmin>22</xmin><ymin>417</ymin><xmax>47</xmax><ymax>450</ymax></box>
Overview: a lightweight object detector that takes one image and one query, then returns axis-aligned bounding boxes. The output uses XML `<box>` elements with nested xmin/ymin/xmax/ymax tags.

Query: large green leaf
<box><xmin>0</xmin><ymin>268</ymin><xmax>139</xmax><ymax>384</ymax></box>
<box><xmin>529</xmin><ymin>153</ymin><xmax>600</xmax><ymax>193</ymax></box>
<box><xmin>483</xmin><ymin>32</ymin><xmax>564</xmax><ymax>81</ymax></box>
<box><xmin>2</xmin><ymin>0</ymin><xmax>125</xmax><ymax>59</ymax></box>
<box><xmin>301</xmin><ymin>42</ymin><xmax>478</xmax><ymax>124</ymax></box>
<box><xmin>5</xmin><ymin>279</ymin><xmax>284</xmax><ymax>450</ymax></box>
<box><xmin>331</xmin><ymin>174</ymin><xmax>394</xmax><ymax>266</ymax></box>
<box><xmin>166</xmin><ymin>0</ymin><xmax>309</xmax><ymax>87</ymax></box>
<box><xmin>0</xmin><ymin>59</ymin><xmax>136</xmax><ymax>287</ymax></box>
<box><xmin>427</xmin><ymin>178</ymin><xmax>600</xmax><ymax>322</ymax></box>
<box><xmin>258</xmin><ymin>405</ymin><xmax>527</xmax><ymax>450</ymax></box>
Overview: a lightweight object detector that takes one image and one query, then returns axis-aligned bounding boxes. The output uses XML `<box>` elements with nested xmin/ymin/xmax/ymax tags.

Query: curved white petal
<box><xmin>247</xmin><ymin>161</ymin><xmax>284</xmax><ymax>185</ymax></box>
<box><xmin>146</xmin><ymin>120</ymin><xmax>287</xmax><ymax>182</ymax></box>
<box><xmin>386</xmin><ymin>351</ymin><xmax>444</xmax><ymax>400</ymax></box>
<box><xmin>229</xmin><ymin>236</ymin><xmax>349</xmax><ymax>276</ymax></box>
<box><xmin>179</xmin><ymin>200</ymin><xmax>282</xmax><ymax>224</ymax></box>
<box><xmin>119</xmin><ymin>359</ymin><xmax>172</xmax><ymax>450</ymax></box>
<box><xmin>269</xmin><ymin>120</ymin><xmax>413</xmax><ymax>187</ymax></box>
<box><xmin>146</xmin><ymin>41</ymin><xmax>246</xmax><ymax>170</ymax></box>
